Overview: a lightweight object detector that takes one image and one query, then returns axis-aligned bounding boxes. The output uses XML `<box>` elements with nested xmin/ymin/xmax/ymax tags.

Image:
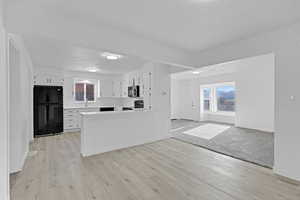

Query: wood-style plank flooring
<box><xmin>11</xmin><ymin>132</ymin><xmax>300</xmax><ymax>200</ymax></box>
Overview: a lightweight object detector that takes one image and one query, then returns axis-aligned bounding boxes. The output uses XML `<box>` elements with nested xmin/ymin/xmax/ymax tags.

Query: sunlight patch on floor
<box><xmin>183</xmin><ymin>123</ymin><xmax>231</xmax><ymax>140</ymax></box>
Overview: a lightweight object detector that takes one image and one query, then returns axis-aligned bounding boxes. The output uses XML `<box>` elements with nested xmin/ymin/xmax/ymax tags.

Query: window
<box><xmin>203</xmin><ymin>88</ymin><xmax>211</xmax><ymax>111</ymax></box>
<box><xmin>86</xmin><ymin>84</ymin><xmax>95</xmax><ymax>101</ymax></box>
<box><xmin>201</xmin><ymin>82</ymin><xmax>235</xmax><ymax>113</ymax></box>
<box><xmin>216</xmin><ymin>85</ymin><xmax>235</xmax><ymax>112</ymax></box>
<box><xmin>74</xmin><ymin>80</ymin><xmax>96</xmax><ymax>102</ymax></box>
<box><xmin>75</xmin><ymin>83</ymin><xmax>85</xmax><ymax>101</ymax></box>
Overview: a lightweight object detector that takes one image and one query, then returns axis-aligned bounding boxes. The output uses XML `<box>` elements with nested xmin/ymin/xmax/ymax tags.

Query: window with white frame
<box><xmin>201</xmin><ymin>82</ymin><xmax>235</xmax><ymax>113</ymax></box>
<box><xmin>203</xmin><ymin>88</ymin><xmax>211</xmax><ymax>111</ymax></box>
<box><xmin>74</xmin><ymin>79</ymin><xmax>97</xmax><ymax>102</ymax></box>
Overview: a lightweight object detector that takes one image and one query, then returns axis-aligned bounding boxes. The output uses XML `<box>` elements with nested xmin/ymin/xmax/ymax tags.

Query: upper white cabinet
<box><xmin>117</xmin><ymin>67</ymin><xmax>153</xmax><ymax>109</ymax></box>
<box><xmin>96</xmin><ymin>69</ymin><xmax>153</xmax><ymax>101</ymax></box>
<box><xmin>112</xmin><ymin>79</ymin><xmax>122</xmax><ymax>97</ymax></box>
<box><xmin>121</xmin><ymin>78</ymin><xmax>128</xmax><ymax>97</ymax></box>
<box><xmin>141</xmin><ymin>68</ymin><xmax>153</xmax><ymax>110</ymax></box>
<box><xmin>99</xmin><ymin>79</ymin><xmax>113</xmax><ymax>97</ymax></box>
<box><xmin>126</xmin><ymin>71</ymin><xmax>142</xmax><ymax>86</ymax></box>
<box><xmin>34</xmin><ymin>73</ymin><xmax>64</xmax><ymax>86</ymax></box>
<box><xmin>99</xmin><ymin>78</ymin><xmax>123</xmax><ymax>98</ymax></box>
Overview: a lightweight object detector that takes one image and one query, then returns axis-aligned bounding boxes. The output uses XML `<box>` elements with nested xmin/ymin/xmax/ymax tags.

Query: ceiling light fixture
<box><xmin>88</xmin><ymin>69</ymin><xmax>98</xmax><ymax>73</ymax></box>
<box><xmin>192</xmin><ymin>71</ymin><xmax>200</xmax><ymax>74</ymax></box>
<box><xmin>101</xmin><ymin>52</ymin><xmax>123</xmax><ymax>60</ymax></box>
<box><xmin>87</xmin><ymin>67</ymin><xmax>99</xmax><ymax>73</ymax></box>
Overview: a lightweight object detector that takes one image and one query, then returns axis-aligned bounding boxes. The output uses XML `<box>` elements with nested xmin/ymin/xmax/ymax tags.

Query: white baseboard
<box><xmin>235</xmin><ymin>125</ymin><xmax>274</xmax><ymax>133</ymax></box>
<box><xmin>10</xmin><ymin>150</ymin><xmax>28</xmax><ymax>174</ymax></box>
<box><xmin>273</xmin><ymin>166</ymin><xmax>300</xmax><ymax>183</ymax></box>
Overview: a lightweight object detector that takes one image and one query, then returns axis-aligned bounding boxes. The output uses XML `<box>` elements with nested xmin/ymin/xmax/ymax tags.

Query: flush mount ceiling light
<box><xmin>88</xmin><ymin>69</ymin><xmax>98</xmax><ymax>73</ymax></box>
<box><xmin>87</xmin><ymin>67</ymin><xmax>99</xmax><ymax>73</ymax></box>
<box><xmin>192</xmin><ymin>71</ymin><xmax>201</xmax><ymax>74</ymax></box>
<box><xmin>101</xmin><ymin>52</ymin><xmax>123</xmax><ymax>60</ymax></box>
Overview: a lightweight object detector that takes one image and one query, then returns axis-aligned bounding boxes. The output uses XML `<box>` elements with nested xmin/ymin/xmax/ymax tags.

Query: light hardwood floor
<box><xmin>11</xmin><ymin>132</ymin><xmax>300</xmax><ymax>200</ymax></box>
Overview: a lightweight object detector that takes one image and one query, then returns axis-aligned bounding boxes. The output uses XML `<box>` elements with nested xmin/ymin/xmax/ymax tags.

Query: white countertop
<box><xmin>80</xmin><ymin>110</ymin><xmax>149</xmax><ymax>116</ymax></box>
<box><xmin>64</xmin><ymin>106</ymin><xmax>100</xmax><ymax>110</ymax></box>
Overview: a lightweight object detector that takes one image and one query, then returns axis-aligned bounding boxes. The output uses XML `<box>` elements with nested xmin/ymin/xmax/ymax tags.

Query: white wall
<box><xmin>235</xmin><ymin>54</ymin><xmax>275</xmax><ymax>132</ymax></box>
<box><xmin>171</xmin><ymin>54</ymin><xmax>275</xmax><ymax>132</ymax></box>
<box><xmin>171</xmin><ymin>73</ymin><xmax>235</xmax><ymax>122</ymax></box>
<box><xmin>170</xmin><ymin>79</ymin><xmax>180</xmax><ymax>119</ymax></box>
<box><xmin>8</xmin><ymin>35</ymin><xmax>33</xmax><ymax>173</ymax></box>
<box><xmin>0</xmin><ymin>0</ymin><xmax>9</xmax><ymax>197</ymax></box>
<box><xmin>171</xmin><ymin>80</ymin><xmax>196</xmax><ymax>121</ymax></box>
<box><xmin>152</xmin><ymin>63</ymin><xmax>171</xmax><ymax>135</ymax></box>
<box><xmin>189</xmin><ymin>22</ymin><xmax>300</xmax><ymax>181</ymax></box>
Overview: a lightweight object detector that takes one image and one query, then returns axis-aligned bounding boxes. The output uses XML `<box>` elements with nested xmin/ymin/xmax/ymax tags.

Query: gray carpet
<box><xmin>171</xmin><ymin>119</ymin><xmax>274</xmax><ymax>168</ymax></box>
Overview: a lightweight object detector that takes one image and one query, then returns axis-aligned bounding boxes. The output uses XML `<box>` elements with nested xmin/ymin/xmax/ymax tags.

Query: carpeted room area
<box><xmin>171</xmin><ymin>119</ymin><xmax>274</xmax><ymax>168</ymax></box>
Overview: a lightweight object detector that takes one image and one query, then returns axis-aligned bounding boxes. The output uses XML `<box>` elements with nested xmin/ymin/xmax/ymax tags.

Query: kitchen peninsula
<box><xmin>80</xmin><ymin>110</ymin><xmax>168</xmax><ymax>156</ymax></box>
<box><xmin>80</xmin><ymin>63</ymin><xmax>171</xmax><ymax>157</ymax></box>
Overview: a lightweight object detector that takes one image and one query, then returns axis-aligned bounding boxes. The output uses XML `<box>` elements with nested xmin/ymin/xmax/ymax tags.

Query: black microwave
<box><xmin>134</xmin><ymin>100</ymin><xmax>144</xmax><ymax>109</ymax></box>
<box><xmin>128</xmin><ymin>85</ymin><xmax>140</xmax><ymax>98</ymax></box>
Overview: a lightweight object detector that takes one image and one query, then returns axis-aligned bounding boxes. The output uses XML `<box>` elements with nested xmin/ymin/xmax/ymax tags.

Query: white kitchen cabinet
<box><xmin>141</xmin><ymin>69</ymin><xmax>153</xmax><ymax>110</ymax></box>
<box><xmin>112</xmin><ymin>79</ymin><xmax>122</xmax><ymax>97</ymax></box>
<box><xmin>118</xmin><ymin>67</ymin><xmax>154</xmax><ymax>109</ymax></box>
<box><xmin>64</xmin><ymin>109</ymin><xmax>79</xmax><ymax>131</ymax></box>
<box><xmin>128</xmin><ymin>72</ymin><xmax>133</xmax><ymax>86</ymax></box>
<box><xmin>34</xmin><ymin>73</ymin><xmax>64</xmax><ymax>86</ymax></box>
<box><xmin>100</xmin><ymin>79</ymin><xmax>113</xmax><ymax>97</ymax></box>
<box><xmin>121</xmin><ymin>73</ymin><xmax>130</xmax><ymax>97</ymax></box>
<box><xmin>126</xmin><ymin>71</ymin><xmax>141</xmax><ymax>86</ymax></box>
<box><xmin>135</xmin><ymin>71</ymin><xmax>142</xmax><ymax>86</ymax></box>
<box><xmin>99</xmin><ymin>79</ymin><xmax>123</xmax><ymax>98</ymax></box>
<box><xmin>131</xmin><ymin>71</ymin><xmax>140</xmax><ymax>86</ymax></box>
<box><xmin>64</xmin><ymin>107</ymin><xmax>99</xmax><ymax>132</ymax></box>
<box><xmin>121</xmin><ymin>78</ymin><xmax>128</xmax><ymax>97</ymax></box>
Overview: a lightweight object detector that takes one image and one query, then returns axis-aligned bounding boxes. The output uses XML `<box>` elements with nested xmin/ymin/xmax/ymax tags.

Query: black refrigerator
<box><xmin>34</xmin><ymin>86</ymin><xmax>63</xmax><ymax>137</ymax></box>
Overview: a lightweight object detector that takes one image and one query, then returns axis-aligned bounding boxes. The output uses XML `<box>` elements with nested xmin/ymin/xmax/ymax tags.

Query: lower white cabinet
<box><xmin>64</xmin><ymin>107</ymin><xmax>99</xmax><ymax>132</ymax></box>
<box><xmin>64</xmin><ymin>109</ymin><xmax>79</xmax><ymax>131</ymax></box>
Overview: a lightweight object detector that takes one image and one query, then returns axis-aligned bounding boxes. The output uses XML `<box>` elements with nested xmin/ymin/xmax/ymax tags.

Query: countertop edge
<box><xmin>80</xmin><ymin>110</ymin><xmax>151</xmax><ymax>116</ymax></box>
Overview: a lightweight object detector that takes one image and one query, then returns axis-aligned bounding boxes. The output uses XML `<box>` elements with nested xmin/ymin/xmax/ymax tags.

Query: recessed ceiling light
<box><xmin>88</xmin><ymin>69</ymin><xmax>98</xmax><ymax>72</ymax></box>
<box><xmin>192</xmin><ymin>71</ymin><xmax>200</xmax><ymax>74</ymax></box>
<box><xmin>101</xmin><ymin>52</ymin><xmax>123</xmax><ymax>60</ymax></box>
<box><xmin>87</xmin><ymin>67</ymin><xmax>99</xmax><ymax>73</ymax></box>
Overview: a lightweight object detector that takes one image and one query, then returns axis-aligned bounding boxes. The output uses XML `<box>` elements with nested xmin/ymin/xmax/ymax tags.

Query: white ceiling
<box><xmin>172</xmin><ymin>53</ymin><xmax>274</xmax><ymax>80</ymax></box>
<box><xmin>23</xmin><ymin>35</ymin><xmax>186</xmax><ymax>74</ymax></box>
<box><xmin>6</xmin><ymin>0</ymin><xmax>300</xmax><ymax>73</ymax></box>
<box><xmin>171</xmin><ymin>59</ymin><xmax>240</xmax><ymax>80</ymax></box>
<box><xmin>6</xmin><ymin>0</ymin><xmax>300</xmax><ymax>52</ymax></box>
<box><xmin>23</xmin><ymin>35</ymin><xmax>148</xmax><ymax>74</ymax></box>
